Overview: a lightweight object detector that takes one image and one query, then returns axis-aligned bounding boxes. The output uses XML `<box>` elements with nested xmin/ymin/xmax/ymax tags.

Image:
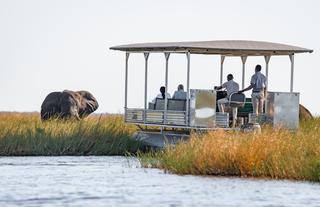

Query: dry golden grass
<box><xmin>140</xmin><ymin>118</ymin><xmax>320</xmax><ymax>182</ymax></box>
<box><xmin>0</xmin><ymin>112</ymin><xmax>143</xmax><ymax>155</ymax></box>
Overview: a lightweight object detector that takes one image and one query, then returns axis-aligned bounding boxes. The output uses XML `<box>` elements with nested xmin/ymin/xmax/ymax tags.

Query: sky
<box><xmin>0</xmin><ymin>0</ymin><xmax>319</xmax><ymax>115</ymax></box>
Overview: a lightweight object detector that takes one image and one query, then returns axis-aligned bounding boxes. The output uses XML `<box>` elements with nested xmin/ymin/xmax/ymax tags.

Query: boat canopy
<box><xmin>110</xmin><ymin>40</ymin><xmax>313</xmax><ymax>56</ymax></box>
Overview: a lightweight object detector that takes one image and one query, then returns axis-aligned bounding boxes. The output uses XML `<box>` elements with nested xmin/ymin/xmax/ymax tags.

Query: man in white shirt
<box><xmin>239</xmin><ymin>65</ymin><xmax>267</xmax><ymax>115</ymax></box>
<box><xmin>215</xmin><ymin>74</ymin><xmax>240</xmax><ymax>113</ymax></box>
<box><xmin>151</xmin><ymin>86</ymin><xmax>171</xmax><ymax>103</ymax></box>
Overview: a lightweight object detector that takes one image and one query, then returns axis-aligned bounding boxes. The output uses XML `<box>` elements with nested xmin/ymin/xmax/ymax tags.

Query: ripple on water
<box><xmin>0</xmin><ymin>156</ymin><xmax>319</xmax><ymax>207</ymax></box>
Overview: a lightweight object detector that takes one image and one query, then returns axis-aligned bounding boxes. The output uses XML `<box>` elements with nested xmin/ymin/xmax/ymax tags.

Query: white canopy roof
<box><xmin>110</xmin><ymin>40</ymin><xmax>313</xmax><ymax>56</ymax></box>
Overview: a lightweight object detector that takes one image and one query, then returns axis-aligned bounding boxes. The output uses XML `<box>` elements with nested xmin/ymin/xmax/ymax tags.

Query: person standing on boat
<box><xmin>239</xmin><ymin>64</ymin><xmax>267</xmax><ymax>115</ymax></box>
<box><xmin>152</xmin><ymin>86</ymin><xmax>171</xmax><ymax>103</ymax></box>
<box><xmin>214</xmin><ymin>74</ymin><xmax>239</xmax><ymax>113</ymax></box>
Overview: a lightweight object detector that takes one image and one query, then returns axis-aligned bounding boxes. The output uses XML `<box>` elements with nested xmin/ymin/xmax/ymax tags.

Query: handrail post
<box><xmin>289</xmin><ymin>54</ymin><xmax>295</xmax><ymax>92</ymax></box>
<box><xmin>186</xmin><ymin>52</ymin><xmax>190</xmax><ymax>126</ymax></box>
<box><xmin>143</xmin><ymin>52</ymin><xmax>150</xmax><ymax>123</ymax></box>
<box><xmin>241</xmin><ymin>56</ymin><xmax>247</xmax><ymax>89</ymax></box>
<box><xmin>220</xmin><ymin>55</ymin><xmax>225</xmax><ymax>85</ymax></box>
<box><xmin>124</xmin><ymin>52</ymin><xmax>130</xmax><ymax>120</ymax></box>
<box><xmin>264</xmin><ymin>55</ymin><xmax>271</xmax><ymax>114</ymax></box>
<box><xmin>164</xmin><ymin>52</ymin><xmax>170</xmax><ymax>124</ymax></box>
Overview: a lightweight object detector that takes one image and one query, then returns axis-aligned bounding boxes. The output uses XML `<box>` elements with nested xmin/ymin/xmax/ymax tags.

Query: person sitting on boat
<box><xmin>214</xmin><ymin>74</ymin><xmax>240</xmax><ymax>113</ymax></box>
<box><xmin>172</xmin><ymin>84</ymin><xmax>187</xmax><ymax>100</ymax></box>
<box><xmin>152</xmin><ymin>86</ymin><xmax>171</xmax><ymax>103</ymax></box>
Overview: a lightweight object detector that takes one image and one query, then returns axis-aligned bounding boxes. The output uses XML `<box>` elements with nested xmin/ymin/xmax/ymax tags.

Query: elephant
<box><xmin>299</xmin><ymin>104</ymin><xmax>313</xmax><ymax>120</ymax></box>
<box><xmin>41</xmin><ymin>90</ymin><xmax>99</xmax><ymax>120</ymax></box>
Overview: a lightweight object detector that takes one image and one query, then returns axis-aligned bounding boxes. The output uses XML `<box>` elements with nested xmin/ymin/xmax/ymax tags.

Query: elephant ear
<box><xmin>61</xmin><ymin>90</ymin><xmax>81</xmax><ymax>114</ymax></box>
<box><xmin>62</xmin><ymin>90</ymin><xmax>78</xmax><ymax>104</ymax></box>
<box><xmin>71</xmin><ymin>92</ymin><xmax>82</xmax><ymax>107</ymax></box>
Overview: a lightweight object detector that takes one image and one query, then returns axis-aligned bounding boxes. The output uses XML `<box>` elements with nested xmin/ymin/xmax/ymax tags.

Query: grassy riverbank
<box><xmin>0</xmin><ymin>112</ymin><xmax>143</xmax><ymax>156</ymax></box>
<box><xmin>2</xmin><ymin>112</ymin><xmax>320</xmax><ymax>182</ymax></box>
<box><xmin>140</xmin><ymin>118</ymin><xmax>320</xmax><ymax>182</ymax></box>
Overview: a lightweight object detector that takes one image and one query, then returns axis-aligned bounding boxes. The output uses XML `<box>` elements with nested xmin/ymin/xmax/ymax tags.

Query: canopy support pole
<box><xmin>264</xmin><ymin>55</ymin><xmax>271</xmax><ymax>114</ymax></box>
<box><xmin>186</xmin><ymin>52</ymin><xmax>190</xmax><ymax>126</ymax></box>
<box><xmin>220</xmin><ymin>56</ymin><xmax>225</xmax><ymax>85</ymax></box>
<box><xmin>289</xmin><ymin>54</ymin><xmax>295</xmax><ymax>92</ymax></box>
<box><xmin>124</xmin><ymin>52</ymin><xmax>130</xmax><ymax>118</ymax></box>
<box><xmin>143</xmin><ymin>52</ymin><xmax>150</xmax><ymax>123</ymax></box>
<box><xmin>241</xmin><ymin>56</ymin><xmax>247</xmax><ymax>89</ymax></box>
<box><xmin>164</xmin><ymin>52</ymin><xmax>170</xmax><ymax>124</ymax></box>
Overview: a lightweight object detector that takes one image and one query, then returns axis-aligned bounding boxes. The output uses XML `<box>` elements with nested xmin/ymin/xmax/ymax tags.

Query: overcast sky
<box><xmin>0</xmin><ymin>0</ymin><xmax>319</xmax><ymax>114</ymax></box>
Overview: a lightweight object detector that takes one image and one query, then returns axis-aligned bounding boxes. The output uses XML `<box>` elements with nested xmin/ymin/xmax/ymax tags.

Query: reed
<box><xmin>0</xmin><ymin>112</ymin><xmax>143</xmax><ymax>156</ymax></box>
<box><xmin>140</xmin><ymin>118</ymin><xmax>320</xmax><ymax>182</ymax></box>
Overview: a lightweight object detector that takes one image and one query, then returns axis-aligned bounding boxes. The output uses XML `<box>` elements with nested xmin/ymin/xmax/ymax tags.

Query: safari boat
<box><xmin>110</xmin><ymin>40</ymin><xmax>313</xmax><ymax>148</ymax></box>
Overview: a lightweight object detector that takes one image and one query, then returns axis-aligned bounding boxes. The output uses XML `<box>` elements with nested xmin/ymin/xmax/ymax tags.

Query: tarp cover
<box><xmin>110</xmin><ymin>40</ymin><xmax>313</xmax><ymax>56</ymax></box>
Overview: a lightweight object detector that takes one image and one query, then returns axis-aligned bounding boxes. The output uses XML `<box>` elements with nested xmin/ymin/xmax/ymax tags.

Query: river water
<box><xmin>0</xmin><ymin>156</ymin><xmax>319</xmax><ymax>207</ymax></box>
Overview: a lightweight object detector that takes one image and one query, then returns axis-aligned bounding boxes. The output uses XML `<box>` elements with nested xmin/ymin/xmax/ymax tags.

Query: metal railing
<box><xmin>125</xmin><ymin>108</ymin><xmax>187</xmax><ymax>126</ymax></box>
<box><xmin>125</xmin><ymin>108</ymin><xmax>230</xmax><ymax>129</ymax></box>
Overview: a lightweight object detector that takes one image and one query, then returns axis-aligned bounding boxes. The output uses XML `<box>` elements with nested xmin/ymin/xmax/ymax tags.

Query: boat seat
<box><xmin>228</xmin><ymin>92</ymin><xmax>246</xmax><ymax>108</ymax></box>
<box><xmin>155</xmin><ymin>98</ymin><xmax>165</xmax><ymax>110</ymax></box>
<box><xmin>154</xmin><ymin>98</ymin><xmax>186</xmax><ymax>111</ymax></box>
<box><xmin>168</xmin><ymin>99</ymin><xmax>186</xmax><ymax>111</ymax></box>
<box><xmin>227</xmin><ymin>92</ymin><xmax>246</xmax><ymax>127</ymax></box>
<box><xmin>148</xmin><ymin>102</ymin><xmax>155</xmax><ymax>110</ymax></box>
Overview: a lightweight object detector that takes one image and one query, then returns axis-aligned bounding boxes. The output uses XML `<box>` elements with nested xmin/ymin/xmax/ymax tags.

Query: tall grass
<box><xmin>0</xmin><ymin>112</ymin><xmax>143</xmax><ymax>156</ymax></box>
<box><xmin>140</xmin><ymin>118</ymin><xmax>320</xmax><ymax>182</ymax></box>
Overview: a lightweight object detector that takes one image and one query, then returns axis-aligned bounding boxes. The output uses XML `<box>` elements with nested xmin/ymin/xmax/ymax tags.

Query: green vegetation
<box><xmin>0</xmin><ymin>112</ymin><xmax>143</xmax><ymax>156</ymax></box>
<box><xmin>140</xmin><ymin>118</ymin><xmax>320</xmax><ymax>182</ymax></box>
<box><xmin>2</xmin><ymin>112</ymin><xmax>320</xmax><ymax>182</ymax></box>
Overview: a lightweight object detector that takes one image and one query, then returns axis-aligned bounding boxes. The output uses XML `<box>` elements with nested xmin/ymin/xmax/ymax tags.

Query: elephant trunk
<box><xmin>87</xmin><ymin>100</ymin><xmax>99</xmax><ymax>113</ymax></box>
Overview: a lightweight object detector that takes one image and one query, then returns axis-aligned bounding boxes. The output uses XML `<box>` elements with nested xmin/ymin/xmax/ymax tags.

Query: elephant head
<box><xmin>41</xmin><ymin>90</ymin><xmax>98</xmax><ymax>120</ymax></box>
<box><xmin>75</xmin><ymin>90</ymin><xmax>99</xmax><ymax>118</ymax></box>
